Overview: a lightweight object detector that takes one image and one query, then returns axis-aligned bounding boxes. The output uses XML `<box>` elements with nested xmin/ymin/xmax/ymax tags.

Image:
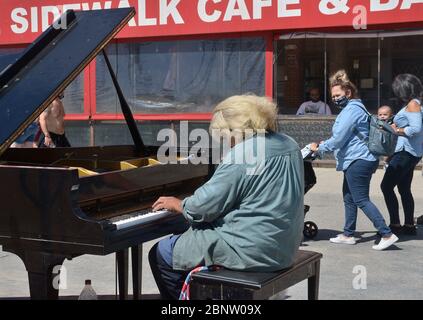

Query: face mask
<box><xmin>333</xmin><ymin>96</ymin><xmax>349</xmax><ymax>109</ymax></box>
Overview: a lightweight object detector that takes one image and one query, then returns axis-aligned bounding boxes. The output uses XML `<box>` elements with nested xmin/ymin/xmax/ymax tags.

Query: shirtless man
<box><xmin>39</xmin><ymin>93</ymin><xmax>71</xmax><ymax>148</ymax></box>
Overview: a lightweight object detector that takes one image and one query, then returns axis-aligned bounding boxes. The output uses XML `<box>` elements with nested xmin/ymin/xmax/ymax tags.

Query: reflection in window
<box><xmin>381</xmin><ymin>35</ymin><xmax>423</xmax><ymax>112</ymax></box>
<box><xmin>96</xmin><ymin>38</ymin><xmax>265</xmax><ymax>114</ymax></box>
<box><xmin>63</xmin><ymin>73</ymin><xmax>84</xmax><ymax>114</ymax></box>
<box><xmin>276</xmin><ymin>33</ymin><xmax>423</xmax><ymax>115</ymax></box>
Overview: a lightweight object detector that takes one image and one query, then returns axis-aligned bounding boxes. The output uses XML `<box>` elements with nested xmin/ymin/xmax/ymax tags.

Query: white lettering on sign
<box><xmin>41</xmin><ymin>6</ymin><xmax>60</xmax><ymax>31</ymax></box>
<box><xmin>62</xmin><ymin>3</ymin><xmax>82</xmax><ymax>12</ymax></box>
<box><xmin>253</xmin><ymin>0</ymin><xmax>272</xmax><ymax>19</ymax></box>
<box><xmin>400</xmin><ymin>0</ymin><xmax>423</xmax><ymax>9</ymax></box>
<box><xmin>223</xmin><ymin>0</ymin><xmax>250</xmax><ymax>21</ymax></box>
<box><xmin>140</xmin><ymin>0</ymin><xmax>186</xmax><ymax>26</ymax></box>
<box><xmin>31</xmin><ymin>7</ymin><xmax>38</xmax><ymax>32</ymax></box>
<box><xmin>117</xmin><ymin>0</ymin><xmax>136</xmax><ymax>27</ymax></box>
<box><xmin>370</xmin><ymin>0</ymin><xmax>423</xmax><ymax>11</ymax></box>
<box><xmin>81</xmin><ymin>1</ymin><xmax>112</xmax><ymax>10</ymax></box>
<box><xmin>278</xmin><ymin>0</ymin><xmax>301</xmax><ymax>17</ymax></box>
<box><xmin>160</xmin><ymin>0</ymin><xmax>184</xmax><ymax>25</ymax></box>
<box><xmin>198</xmin><ymin>0</ymin><xmax>222</xmax><ymax>23</ymax></box>
<box><xmin>7</xmin><ymin>0</ymin><xmax>423</xmax><ymax>36</ymax></box>
<box><xmin>319</xmin><ymin>0</ymin><xmax>350</xmax><ymax>15</ymax></box>
<box><xmin>138</xmin><ymin>0</ymin><xmax>157</xmax><ymax>26</ymax></box>
<box><xmin>370</xmin><ymin>0</ymin><xmax>399</xmax><ymax>11</ymax></box>
<box><xmin>11</xmin><ymin>8</ymin><xmax>28</xmax><ymax>34</ymax></box>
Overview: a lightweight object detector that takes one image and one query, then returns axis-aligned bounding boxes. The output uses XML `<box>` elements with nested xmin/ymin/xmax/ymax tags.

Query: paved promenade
<box><xmin>1</xmin><ymin>168</ymin><xmax>422</xmax><ymax>300</ymax></box>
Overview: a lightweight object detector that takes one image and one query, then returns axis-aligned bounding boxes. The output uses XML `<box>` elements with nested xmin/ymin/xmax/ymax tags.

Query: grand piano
<box><xmin>0</xmin><ymin>8</ymin><xmax>212</xmax><ymax>299</ymax></box>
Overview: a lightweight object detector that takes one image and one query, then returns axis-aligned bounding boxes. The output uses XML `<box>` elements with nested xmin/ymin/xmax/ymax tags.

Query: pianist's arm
<box><xmin>181</xmin><ymin>163</ymin><xmax>243</xmax><ymax>225</ymax></box>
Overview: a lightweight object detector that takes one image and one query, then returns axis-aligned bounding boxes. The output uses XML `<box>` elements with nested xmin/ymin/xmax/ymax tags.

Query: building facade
<box><xmin>1</xmin><ymin>0</ymin><xmax>423</xmax><ymax>148</ymax></box>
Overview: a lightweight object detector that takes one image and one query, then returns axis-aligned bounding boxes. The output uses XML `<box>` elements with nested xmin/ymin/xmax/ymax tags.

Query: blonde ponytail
<box><xmin>329</xmin><ymin>69</ymin><xmax>358</xmax><ymax>98</ymax></box>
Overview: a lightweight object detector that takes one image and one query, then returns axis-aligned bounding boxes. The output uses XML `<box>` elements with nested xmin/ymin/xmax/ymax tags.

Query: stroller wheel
<box><xmin>303</xmin><ymin>221</ymin><xmax>318</xmax><ymax>239</ymax></box>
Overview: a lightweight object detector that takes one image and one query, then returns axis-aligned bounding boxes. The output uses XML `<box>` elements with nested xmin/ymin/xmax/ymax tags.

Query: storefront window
<box><xmin>380</xmin><ymin>35</ymin><xmax>423</xmax><ymax>112</ymax></box>
<box><xmin>275</xmin><ymin>38</ymin><xmax>328</xmax><ymax>115</ymax></box>
<box><xmin>276</xmin><ymin>32</ymin><xmax>423</xmax><ymax>115</ymax></box>
<box><xmin>328</xmin><ymin>37</ymin><xmax>379</xmax><ymax>111</ymax></box>
<box><xmin>63</xmin><ymin>73</ymin><xmax>84</xmax><ymax>114</ymax></box>
<box><xmin>96</xmin><ymin>37</ymin><xmax>265</xmax><ymax>114</ymax></box>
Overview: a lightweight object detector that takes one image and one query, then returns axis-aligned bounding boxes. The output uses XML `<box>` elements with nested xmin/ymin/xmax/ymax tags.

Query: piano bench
<box><xmin>190</xmin><ymin>250</ymin><xmax>323</xmax><ymax>300</ymax></box>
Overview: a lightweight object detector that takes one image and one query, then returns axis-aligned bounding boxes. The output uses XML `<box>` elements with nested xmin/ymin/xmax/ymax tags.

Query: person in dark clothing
<box><xmin>381</xmin><ymin>74</ymin><xmax>423</xmax><ymax>236</ymax></box>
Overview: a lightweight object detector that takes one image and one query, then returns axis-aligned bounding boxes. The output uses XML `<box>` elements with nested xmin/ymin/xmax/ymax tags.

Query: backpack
<box><xmin>353</xmin><ymin>104</ymin><xmax>398</xmax><ymax>157</ymax></box>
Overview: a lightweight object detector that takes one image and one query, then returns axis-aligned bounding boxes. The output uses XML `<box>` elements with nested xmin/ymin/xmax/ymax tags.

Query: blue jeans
<box><xmin>343</xmin><ymin>159</ymin><xmax>391</xmax><ymax>237</ymax></box>
<box><xmin>381</xmin><ymin>151</ymin><xmax>422</xmax><ymax>226</ymax></box>
<box><xmin>148</xmin><ymin>235</ymin><xmax>188</xmax><ymax>300</ymax></box>
<box><xmin>15</xmin><ymin>122</ymin><xmax>39</xmax><ymax>144</ymax></box>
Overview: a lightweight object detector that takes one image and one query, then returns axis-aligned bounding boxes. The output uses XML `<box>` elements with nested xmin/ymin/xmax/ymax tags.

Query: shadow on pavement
<box><xmin>303</xmin><ymin>228</ymin><xmax>422</xmax><ymax>246</ymax></box>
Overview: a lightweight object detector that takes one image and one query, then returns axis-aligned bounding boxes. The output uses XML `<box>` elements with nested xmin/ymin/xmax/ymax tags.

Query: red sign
<box><xmin>1</xmin><ymin>0</ymin><xmax>423</xmax><ymax>45</ymax></box>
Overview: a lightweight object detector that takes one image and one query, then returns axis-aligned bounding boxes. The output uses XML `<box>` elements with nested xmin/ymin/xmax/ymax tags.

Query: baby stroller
<box><xmin>301</xmin><ymin>145</ymin><xmax>318</xmax><ymax>239</ymax></box>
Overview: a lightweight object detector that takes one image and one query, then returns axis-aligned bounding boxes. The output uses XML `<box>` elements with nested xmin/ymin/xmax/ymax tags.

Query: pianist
<box><xmin>149</xmin><ymin>95</ymin><xmax>304</xmax><ymax>300</ymax></box>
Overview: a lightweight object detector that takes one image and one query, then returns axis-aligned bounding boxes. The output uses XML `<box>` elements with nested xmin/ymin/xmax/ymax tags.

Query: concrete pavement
<box><xmin>0</xmin><ymin>167</ymin><xmax>422</xmax><ymax>300</ymax></box>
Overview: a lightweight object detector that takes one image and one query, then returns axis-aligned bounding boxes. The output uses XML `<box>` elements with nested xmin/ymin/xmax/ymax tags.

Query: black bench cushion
<box><xmin>191</xmin><ymin>250</ymin><xmax>322</xmax><ymax>289</ymax></box>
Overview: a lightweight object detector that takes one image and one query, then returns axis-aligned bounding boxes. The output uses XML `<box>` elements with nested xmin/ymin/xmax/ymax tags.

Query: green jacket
<box><xmin>173</xmin><ymin>132</ymin><xmax>304</xmax><ymax>272</ymax></box>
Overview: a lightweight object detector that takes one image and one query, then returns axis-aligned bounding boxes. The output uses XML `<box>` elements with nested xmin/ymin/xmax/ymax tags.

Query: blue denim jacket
<box><xmin>318</xmin><ymin>99</ymin><xmax>377</xmax><ymax>171</ymax></box>
<box><xmin>394</xmin><ymin>100</ymin><xmax>423</xmax><ymax>157</ymax></box>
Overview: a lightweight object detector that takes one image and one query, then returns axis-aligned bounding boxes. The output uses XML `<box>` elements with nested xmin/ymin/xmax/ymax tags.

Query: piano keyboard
<box><xmin>110</xmin><ymin>209</ymin><xmax>173</xmax><ymax>230</ymax></box>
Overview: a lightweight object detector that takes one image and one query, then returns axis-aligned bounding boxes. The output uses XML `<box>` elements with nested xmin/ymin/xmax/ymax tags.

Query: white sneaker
<box><xmin>372</xmin><ymin>234</ymin><xmax>399</xmax><ymax>251</ymax></box>
<box><xmin>329</xmin><ymin>234</ymin><xmax>356</xmax><ymax>245</ymax></box>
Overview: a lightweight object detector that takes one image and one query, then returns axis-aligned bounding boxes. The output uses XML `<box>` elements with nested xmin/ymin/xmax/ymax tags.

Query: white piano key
<box><xmin>112</xmin><ymin>209</ymin><xmax>172</xmax><ymax>230</ymax></box>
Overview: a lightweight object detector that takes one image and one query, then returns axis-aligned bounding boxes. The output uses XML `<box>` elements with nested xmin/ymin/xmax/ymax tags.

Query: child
<box><xmin>377</xmin><ymin>105</ymin><xmax>394</xmax><ymax>124</ymax></box>
<box><xmin>377</xmin><ymin>105</ymin><xmax>395</xmax><ymax>169</ymax></box>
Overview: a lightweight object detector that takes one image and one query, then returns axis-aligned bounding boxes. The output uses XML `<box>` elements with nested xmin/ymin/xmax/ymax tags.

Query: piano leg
<box><xmin>6</xmin><ymin>249</ymin><xmax>66</xmax><ymax>300</ymax></box>
<box><xmin>116</xmin><ymin>249</ymin><xmax>128</xmax><ymax>300</ymax></box>
<box><xmin>131</xmin><ymin>245</ymin><xmax>142</xmax><ymax>300</ymax></box>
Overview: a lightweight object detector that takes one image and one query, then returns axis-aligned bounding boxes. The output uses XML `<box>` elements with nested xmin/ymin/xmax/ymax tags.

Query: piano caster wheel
<box><xmin>303</xmin><ymin>221</ymin><xmax>318</xmax><ymax>239</ymax></box>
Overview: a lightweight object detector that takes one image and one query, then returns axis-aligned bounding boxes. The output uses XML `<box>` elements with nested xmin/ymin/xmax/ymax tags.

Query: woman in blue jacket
<box><xmin>310</xmin><ymin>70</ymin><xmax>398</xmax><ymax>250</ymax></box>
<box><xmin>381</xmin><ymin>74</ymin><xmax>423</xmax><ymax>236</ymax></box>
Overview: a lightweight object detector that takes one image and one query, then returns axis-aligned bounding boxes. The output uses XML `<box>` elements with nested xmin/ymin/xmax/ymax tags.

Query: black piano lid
<box><xmin>0</xmin><ymin>8</ymin><xmax>135</xmax><ymax>156</ymax></box>
<box><xmin>0</xmin><ymin>53</ymin><xmax>21</xmax><ymax>74</ymax></box>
